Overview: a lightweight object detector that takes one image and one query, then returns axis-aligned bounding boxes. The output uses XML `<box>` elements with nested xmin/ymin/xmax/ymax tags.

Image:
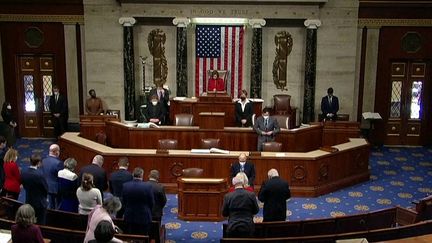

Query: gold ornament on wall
<box><xmin>148</xmin><ymin>29</ymin><xmax>168</xmax><ymax>87</ymax></box>
<box><xmin>272</xmin><ymin>31</ymin><xmax>293</xmax><ymax>91</ymax></box>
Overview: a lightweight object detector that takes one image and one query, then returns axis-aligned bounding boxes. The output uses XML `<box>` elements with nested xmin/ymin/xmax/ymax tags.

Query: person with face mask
<box><xmin>49</xmin><ymin>85</ymin><xmax>69</xmax><ymax>138</ymax></box>
<box><xmin>148</xmin><ymin>84</ymin><xmax>170</xmax><ymax>124</ymax></box>
<box><xmin>85</xmin><ymin>89</ymin><xmax>104</xmax><ymax>115</ymax></box>
<box><xmin>144</xmin><ymin>95</ymin><xmax>166</xmax><ymax>124</ymax></box>
<box><xmin>253</xmin><ymin>107</ymin><xmax>280</xmax><ymax>151</ymax></box>
<box><xmin>1</xmin><ymin>101</ymin><xmax>17</xmax><ymax>147</ymax></box>
<box><xmin>234</xmin><ymin>90</ymin><xmax>254</xmax><ymax>127</ymax></box>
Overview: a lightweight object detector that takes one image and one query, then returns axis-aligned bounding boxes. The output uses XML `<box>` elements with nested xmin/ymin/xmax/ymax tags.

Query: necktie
<box><xmin>55</xmin><ymin>95</ymin><xmax>58</xmax><ymax>103</ymax></box>
<box><xmin>329</xmin><ymin>96</ymin><xmax>332</xmax><ymax>105</ymax></box>
<box><xmin>264</xmin><ymin>118</ymin><xmax>268</xmax><ymax>128</ymax></box>
<box><xmin>240</xmin><ymin>164</ymin><xmax>244</xmax><ymax>172</ymax></box>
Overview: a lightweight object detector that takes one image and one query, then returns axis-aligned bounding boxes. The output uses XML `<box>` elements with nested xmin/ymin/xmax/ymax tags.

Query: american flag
<box><xmin>195</xmin><ymin>25</ymin><xmax>244</xmax><ymax>98</ymax></box>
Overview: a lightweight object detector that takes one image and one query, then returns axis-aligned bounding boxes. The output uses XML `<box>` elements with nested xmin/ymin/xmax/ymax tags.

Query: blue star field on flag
<box><xmin>196</xmin><ymin>26</ymin><xmax>221</xmax><ymax>58</ymax></box>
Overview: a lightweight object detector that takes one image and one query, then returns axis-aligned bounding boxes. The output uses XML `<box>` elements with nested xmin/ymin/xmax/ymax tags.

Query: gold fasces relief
<box><xmin>272</xmin><ymin>31</ymin><xmax>293</xmax><ymax>91</ymax></box>
<box><xmin>148</xmin><ymin>29</ymin><xmax>168</xmax><ymax>88</ymax></box>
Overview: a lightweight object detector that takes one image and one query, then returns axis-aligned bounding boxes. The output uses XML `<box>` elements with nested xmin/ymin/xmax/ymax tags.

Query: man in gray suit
<box><xmin>254</xmin><ymin>108</ymin><xmax>280</xmax><ymax>151</ymax></box>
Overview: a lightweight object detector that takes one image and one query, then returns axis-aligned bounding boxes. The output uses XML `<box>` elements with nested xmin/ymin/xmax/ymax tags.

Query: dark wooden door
<box><xmin>17</xmin><ymin>55</ymin><xmax>56</xmax><ymax>137</ymax></box>
<box><xmin>385</xmin><ymin>61</ymin><xmax>429</xmax><ymax>145</ymax></box>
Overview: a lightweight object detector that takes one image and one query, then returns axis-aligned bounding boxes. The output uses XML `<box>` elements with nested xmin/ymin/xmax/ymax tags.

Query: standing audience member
<box><xmin>1</xmin><ymin>148</ymin><xmax>20</xmax><ymax>199</ymax></box>
<box><xmin>41</xmin><ymin>144</ymin><xmax>63</xmax><ymax>209</ymax></box>
<box><xmin>58</xmin><ymin>158</ymin><xmax>79</xmax><ymax>212</ymax></box>
<box><xmin>148</xmin><ymin>84</ymin><xmax>170</xmax><ymax>124</ymax></box>
<box><xmin>84</xmin><ymin>197</ymin><xmax>122</xmax><ymax>243</ymax></box>
<box><xmin>77</xmin><ymin>173</ymin><xmax>102</xmax><ymax>215</ymax></box>
<box><xmin>109</xmin><ymin>157</ymin><xmax>132</xmax><ymax>218</ymax></box>
<box><xmin>254</xmin><ymin>107</ymin><xmax>280</xmax><ymax>151</ymax></box>
<box><xmin>320</xmin><ymin>87</ymin><xmax>339</xmax><ymax>121</ymax></box>
<box><xmin>21</xmin><ymin>154</ymin><xmax>49</xmax><ymax>225</ymax></box>
<box><xmin>79</xmin><ymin>155</ymin><xmax>108</xmax><ymax>197</ymax></box>
<box><xmin>49</xmin><ymin>85</ymin><xmax>69</xmax><ymax>138</ymax></box>
<box><xmin>228</xmin><ymin>172</ymin><xmax>254</xmax><ymax>193</ymax></box>
<box><xmin>1</xmin><ymin>101</ymin><xmax>17</xmax><ymax>147</ymax></box>
<box><xmin>145</xmin><ymin>94</ymin><xmax>166</xmax><ymax>125</ymax></box>
<box><xmin>0</xmin><ymin>136</ymin><xmax>7</xmax><ymax>190</ymax></box>
<box><xmin>88</xmin><ymin>220</ymin><xmax>122</xmax><ymax>243</ymax></box>
<box><xmin>148</xmin><ymin>169</ymin><xmax>167</xmax><ymax>221</ymax></box>
<box><xmin>235</xmin><ymin>90</ymin><xmax>254</xmax><ymax>127</ymax></box>
<box><xmin>258</xmin><ymin>168</ymin><xmax>291</xmax><ymax>222</ymax></box>
<box><xmin>222</xmin><ymin>174</ymin><xmax>259</xmax><ymax>238</ymax></box>
<box><xmin>122</xmin><ymin>167</ymin><xmax>154</xmax><ymax>235</ymax></box>
<box><xmin>11</xmin><ymin>204</ymin><xmax>44</xmax><ymax>243</ymax></box>
<box><xmin>85</xmin><ymin>89</ymin><xmax>104</xmax><ymax>115</ymax></box>
<box><xmin>230</xmin><ymin>153</ymin><xmax>256</xmax><ymax>186</ymax></box>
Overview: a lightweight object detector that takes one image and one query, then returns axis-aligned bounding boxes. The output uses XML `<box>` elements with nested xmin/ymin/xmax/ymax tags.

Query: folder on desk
<box><xmin>191</xmin><ymin>148</ymin><xmax>229</xmax><ymax>154</ymax></box>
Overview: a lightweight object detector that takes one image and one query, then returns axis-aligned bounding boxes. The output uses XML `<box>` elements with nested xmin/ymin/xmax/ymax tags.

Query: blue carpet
<box><xmin>13</xmin><ymin>138</ymin><xmax>432</xmax><ymax>242</ymax></box>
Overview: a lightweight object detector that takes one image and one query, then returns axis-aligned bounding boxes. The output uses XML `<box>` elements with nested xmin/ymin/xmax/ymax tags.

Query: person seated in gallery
<box><xmin>320</xmin><ymin>87</ymin><xmax>339</xmax><ymax>121</ymax></box>
<box><xmin>85</xmin><ymin>89</ymin><xmax>104</xmax><ymax>115</ymax></box>
<box><xmin>208</xmin><ymin>70</ymin><xmax>225</xmax><ymax>92</ymax></box>
<box><xmin>148</xmin><ymin>83</ymin><xmax>170</xmax><ymax>123</ymax></box>
<box><xmin>235</xmin><ymin>90</ymin><xmax>253</xmax><ymax>127</ymax></box>
<box><xmin>145</xmin><ymin>95</ymin><xmax>166</xmax><ymax>125</ymax></box>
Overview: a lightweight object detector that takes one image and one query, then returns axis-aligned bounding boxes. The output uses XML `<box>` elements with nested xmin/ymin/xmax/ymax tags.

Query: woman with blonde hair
<box><xmin>11</xmin><ymin>204</ymin><xmax>44</xmax><ymax>243</ymax></box>
<box><xmin>1</xmin><ymin>148</ymin><xmax>21</xmax><ymax>199</ymax></box>
<box><xmin>76</xmin><ymin>173</ymin><xmax>102</xmax><ymax>214</ymax></box>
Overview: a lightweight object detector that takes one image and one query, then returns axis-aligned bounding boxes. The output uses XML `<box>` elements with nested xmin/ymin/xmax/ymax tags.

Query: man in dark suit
<box><xmin>258</xmin><ymin>168</ymin><xmax>291</xmax><ymax>222</ymax></box>
<box><xmin>235</xmin><ymin>90</ymin><xmax>254</xmax><ymax>127</ymax></box>
<box><xmin>321</xmin><ymin>87</ymin><xmax>339</xmax><ymax>121</ymax></box>
<box><xmin>254</xmin><ymin>107</ymin><xmax>280</xmax><ymax>151</ymax></box>
<box><xmin>222</xmin><ymin>174</ymin><xmax>259</xmax><ymax>238</ymax></box>
<box><xmin>148</xmin><ymin>84</ymin><xmax>169</xmax><ymax>124</ymax></box>
<box><xmin>21</xmin><ymin>154</ymin><xmax>49</xmax><ymax>225</ymax></box>
<box><xmin>78</xmin><ymin>155</ymin><xmax>107</xmax><ymax>196</ymax></box>
<box><xmin>49</xmin><ymin>85</ymin><xmax>68</xmax><ymax>138</ymax></box>
<box><xmin>230</xmin><ymin>153</ymin><xmax>256</xmax><ymax>186</ymax></box>
<box><xmin>109</xmin><ymin>157</ymin><xmax>133</xmax><ymax>218</ymax></box>
<box><xmin>147</xmin><ymin>169</ymin><xmax>167</xmax><ymax>221</ymax></box>
<box><xmin>145</xmin><ymin>95</ymin><xmax>166</xmax><ymax>124</ymax></box>
<box><xmin>41</xmin><ymin>144</ymin><xmax>63</xmax><ymax>209</ymax></box>
<box><xmin>122</xmin><ymin>167</ymin><xmax>154</xmax><ymax>235</ymax></box>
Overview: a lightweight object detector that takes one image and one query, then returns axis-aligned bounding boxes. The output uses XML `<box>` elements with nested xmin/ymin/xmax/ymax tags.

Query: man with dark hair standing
<box><xmin>254</xmin><ymin>107</ymin><xmax>280</xmax><ymax>151</ymax></box>
<box><xmin>41</xmin><ymin>144</ymin><xmax>63</xmax><ymax>209</ymax></box>
<box><xmin>85</xmin><ymin>89</ymin><xmax>104</xmax><ymax>115</ymax></box>
<box><xmin>230</xmin><ymin>153</ymin><xmax>256</xmax><ymax>187</ymax></box>
<box><xmin>148</xmin><ymin>84</ymin><xmax>170</xmax><ymax>124</ymax></box>
<box><xmin>122</xmin><ymin>167</ymin><xmax>154</xmax><ymax>235</ymax></box>
<box><xmin>147</xmin><ymin>169</ymin><xmax>167</xmax><ymax>221</ymax></box>
<box><xmin>321</xmin><ymin>87</ymin><xmax>339</xmax><ymax>121</ymax></box>
<box><xmin>145</xmin><ymin>95</ymin><xmax>166</xmax><ymax>125</ymax></box>
<box><xmin>21</xmin><ymin>154</ymin><xmax>49</xmax><ymax>225</ymax></box>
<box><xmin>109</xmin><ymin>157</ymin><xmax>132</xmax><ymax>218</ymax></box>
<box><xmin>258</xmin><ymin>168</ymin><xmax>291</xmax><ymax>222</ymax></box>
<box><xmin>49</xmin><ymin>85</ymin><xmax>68</xmax><ymax>138</ymax></box>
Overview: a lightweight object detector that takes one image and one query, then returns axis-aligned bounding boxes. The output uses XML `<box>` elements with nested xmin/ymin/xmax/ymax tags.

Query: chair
<box><xmin>174</xmin><ymin>113</ymin><xmax>193</xmax><ymax>126</ymax></box>
<box><xmin>273</xmin><ymin>115</ymin><xmax>290</xmax><ymax>129</ymax></box>
<box><xmin>158</xmin><ymin>139</ymin><xmax>178</xmax><ymax>150</ymax></box>
<box><xmin>201</xmin><ymin>138</ymin><xmax>220</xmax><ymax>149</ymax></box>
<box><xmin>181</xmin><ymin>168</ymin><xmax>204</xmax><ymax>178</ymax></box>
<box><xmin>95</xmin><ymin>131</ymin><xmax>107</xmax><ymax>145</ymax></box>
<box><xmin>273</xmin><ymin>94</ymin><xmax>292</xmax><ymax>115</ymax></box>
<box><xmin>262</xmin><ymin>142</ymin><xmax>283</xmax><ymax>152</ymax></box>
<box><xmin>207</xmin><ymin>70</ymin><xmax>229</xmax><ymax>92</ymax></box>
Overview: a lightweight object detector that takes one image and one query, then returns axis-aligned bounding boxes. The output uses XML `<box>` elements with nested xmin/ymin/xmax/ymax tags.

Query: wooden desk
<box><xmin>177</xmin><ymin>178</ymin><xmax>228</xmax><ymax>221</ymax></box>
<box><xmin>79</xmin><ymin>115</ymin><xmax>120</xmax><ymax>141</ymax></box>
<box><xmin>376</xmin><ymin>234</ymin><xmax>432</xmax><ymax>243</ymax></box>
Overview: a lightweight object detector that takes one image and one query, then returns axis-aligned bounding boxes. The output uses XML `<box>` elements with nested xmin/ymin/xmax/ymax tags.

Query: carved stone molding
<box><xmin>304</xmin><ymin>19</ymin><xmax>322</xmax><ymax>29</ymax></box>
<box><xmin>248</xmin><ymin>19</ymin><xmax>266</xmax><ymax>28</ymax></box>
<box><xmin>173</xmin><ymin>17</ymin><xmax>191</xmax><ymax>27</ymax></box>
<box><xmin>0</xmin><ymin>14</ymin><xmax>84</xmax><ymax>24</ymax></box>
<box><xmin>359</xmin><ymin>18</ymin><xmax>432</xmax><ymax>28</ymax></box>
<box><xmin>119</xmin><ymin>17</ymin><xmax>136</xmax><ymax>27</ymax></box>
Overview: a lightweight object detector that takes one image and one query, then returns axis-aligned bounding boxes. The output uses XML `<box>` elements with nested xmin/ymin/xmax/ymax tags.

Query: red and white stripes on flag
<box><xmin>195</xmin><ymin>25</ymin><xmax>244</xmax><ymax>98</ymax></box>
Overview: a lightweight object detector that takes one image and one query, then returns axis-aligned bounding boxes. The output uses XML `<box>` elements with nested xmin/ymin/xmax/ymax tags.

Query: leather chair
<box><xmin>273</xmin><ymin>94</ymin><xmax>292</xmax><ymax>115</ymax></box>
<box><xmin>158</xmin><ymin>139</ymin><xmax>178</xmax><ymax>150</ymax></box>
<box><xmin>262</xmin><ymin>142</ymin><xmax>283</xmax><ymax>152</ymax></box>
<box><xmin>95</xmin><ymin>131</ymin><xmax>107</xmax><ymax>145</ymax></box>
<box><xmin>174</xmin><ymin>113</ymin><xmax>193</xmax><ymax>126</ymax></box>
<box><xmin>182</xmin><ymin>168</ymin><xmax>204</xmax><ymax>178</ymax></box>
<box><xmin>201</xmin><ymin>138</ymin><xmax>220</xmax><ymax>149</ymax></box>
<box><xmin>273</xmin><ymin>115</ymin><xmax>290</xmax><ymax>129</ymax></box>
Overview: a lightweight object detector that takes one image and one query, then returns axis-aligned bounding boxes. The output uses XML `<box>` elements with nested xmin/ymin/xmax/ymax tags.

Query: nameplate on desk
<box><xmin>199</xmin><ymin>112</ymin><xmax>225</xmax><ymax>117</ymax></box>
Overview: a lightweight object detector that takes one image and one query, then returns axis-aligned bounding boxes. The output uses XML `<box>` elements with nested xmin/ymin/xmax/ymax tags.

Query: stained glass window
<box><xmin>390</xmin><ymin>81</ymin><xmax>402</xmax><ymax>118</ymax></box>
<box><xmin>24</xmin><ymin>75</ymin><xmax>35</xmax><ymax>112</ymax></box>
<box><xmin>43</xmin><ymin>75</ymin><xmax>53</xmax><ymax>111</ymax></box>
<box><xmin>410</xmin><ymin>81</ymin><xmax>422</xmax><ymax>119</ymax></box>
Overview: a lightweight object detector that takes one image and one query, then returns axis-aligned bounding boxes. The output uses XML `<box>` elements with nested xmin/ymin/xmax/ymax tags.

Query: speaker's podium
<box><xmin>177</xmin><ymin>178</ymin><xmax>228</xmax><ymax>221</ymax></box>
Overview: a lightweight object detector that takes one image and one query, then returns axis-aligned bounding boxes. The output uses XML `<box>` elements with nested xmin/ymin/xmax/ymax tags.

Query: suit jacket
<box><xmin>222</xmin><ymin>188</ymin><xmax>259</xmax><ymax>237</ymax></box>
<box><xmin>321</xmin><ymin>95</ymin><xmax>339</xmax><ymax>118</ymax></box>
<box><xmin>21</xmin><ymin>167</ymin><xmax>48</xmax><ymax>209</ymax></box>
<box><xmin>230</xmin><ymin>162</ymin><xmax>256</xmax><ymax>186</ymax></box>
<box><xmin>254</xmin><ymin>116</ymin><xmax>280</xmax><ymax>151</ymax></box>
<box><xmin>41</xmin><ymin>155</ymin><xmax>64</xmax><ymax>194</ymax></box>
<box><xmin>122</xmin><ymin>179</ymin><xmax>154</xmax><ymax>225</ymax></box>
<box><xmin>235</xmin><ymin>100</ymin><xmax>253</xmax><ymax>127</ymax></box>
<box><xmin>147</xmin><ymin>180</ymin><xmax>167</xmax><ymax>220</ymax></box>
<box><xmin>148</xmin><ymin>88</ymin><xmax>169</xmax><ymax>110</ymax></box>
<box><xmin>79</xmin><ymin>164</ymin><xmax>108</xmax><ymax>193</ymax></box>
<box><xmin>49</xmin><ymin>93</ymin><xmax>68</xmax><ymax>119</ymax></box>
<box><xmin>145</xmin><ymin>102</ymin><xmax>166</xmax><ymax>124</ymax></box>
<box><xmin>109</xmin><ymin>169</ymin><xmax>133</xmax><ymax>197</ymax></box>
<box><xmin>258</xmin><ymin>176</ymin><xmax>291</xmax><ymax>222</ymax></box>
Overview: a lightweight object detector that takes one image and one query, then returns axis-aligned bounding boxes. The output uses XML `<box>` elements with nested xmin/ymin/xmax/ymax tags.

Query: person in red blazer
<box><xmin>207</xmin><ymin>70</ymin><xmax>225</xmax><ymax>92</ymax></box>
<box><xmin>1</xmin><ymin>148</ymin><xmax>21</xmax><ymax>199</ymax></box>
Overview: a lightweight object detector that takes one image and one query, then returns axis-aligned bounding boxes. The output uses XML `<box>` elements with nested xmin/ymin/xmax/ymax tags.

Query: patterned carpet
<box><xmin>13</xmin><ymin>138</ymin><xmax>432</xmax><ymax>242</ymax></box>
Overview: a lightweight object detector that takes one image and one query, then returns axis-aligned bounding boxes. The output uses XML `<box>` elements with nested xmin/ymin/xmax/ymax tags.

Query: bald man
<box><xmin>78</xmin><ymin>155</ymin><xmax>108</xmax><ymax>196</ymax></box>
<box><xmin>41</xmin><ymin>144</ymin><xmax>64</xmax><ymax>209</ymax></box>
<box><xmin>230</xmin><ymin>153</ymin><xmax>256</xmax><ymax>186</ymax></box>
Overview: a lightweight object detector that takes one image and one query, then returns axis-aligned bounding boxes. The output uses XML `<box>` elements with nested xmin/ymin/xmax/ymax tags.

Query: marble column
<box><xmin>249</xmin><ymin>19</ymin><xmax>266</xmax><ymax>98</ymax></box>
<box><xmin>173</xmin><ymin>18</ymin><xmax>190</xmax><ymax>97</ymax></box>
<box><xmin>302</xmin><ymin>19</ymin><xmax>321</xmax><ymax>124</ymax></box>
<box><xmin>119</xmin><ymin>17</ymin><xmax>136</xmax><ymax>121</ymax></box>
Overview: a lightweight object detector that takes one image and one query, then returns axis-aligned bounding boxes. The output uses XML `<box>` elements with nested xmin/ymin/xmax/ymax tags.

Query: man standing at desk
<box><xmin>230</xmin><ymin>153</ymin><xmax>256</xmax><ymax>186</ymax></box>
<box><xmin>235</xmin><ymin>90</ymin><xmax>253</xmax><ymax>127</ymax></box>
<box><xmin>254</xmin><ymin>108</ymin><xmax>280</xmax><ymax>151</ymax></box>
<box><xmin>149</xmin><ymin>84</ymin><xmax>169</xmax><ymax>123</ymax></box>
<box><xmin>85</xmin><ymin>89</ymin><xmax>104</xmax><ymax>115</ymax></box>
<box><xmin>145</xmin><ymin>95</ymin><xmax>166</xmax><ymax>124</ymax></box>
<box><xmin>321</xmin><ymin>87</ymin><xmax>339</xmax><ymax>121</ymax></box>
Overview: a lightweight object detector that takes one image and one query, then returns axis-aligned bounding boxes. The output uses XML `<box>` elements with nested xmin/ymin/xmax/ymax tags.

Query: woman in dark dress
<box><xmin>1</xmin><ymin>102</ymin><xmax>17</xmax><ymax>147</ymax></box>
<box><xmin>11</xmin><ymin>204</ymin><xmax>45</xmax><ymax>243</ymax></box>
<box><xmin>57</xmin><ymin>158</ymin><xmax>79</xmax><ymax>212</ymax></box>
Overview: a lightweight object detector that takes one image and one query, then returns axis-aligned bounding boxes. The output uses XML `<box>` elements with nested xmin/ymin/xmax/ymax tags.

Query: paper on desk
<box><xmin>0</xmin><ymin>232</ymin><xmax>11</xmax><ymax>243</ymax></box>
<box><xmin>362</xmin><ymin>112</ymin><xmax>382</xmax><ymax>120</ymax></box>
